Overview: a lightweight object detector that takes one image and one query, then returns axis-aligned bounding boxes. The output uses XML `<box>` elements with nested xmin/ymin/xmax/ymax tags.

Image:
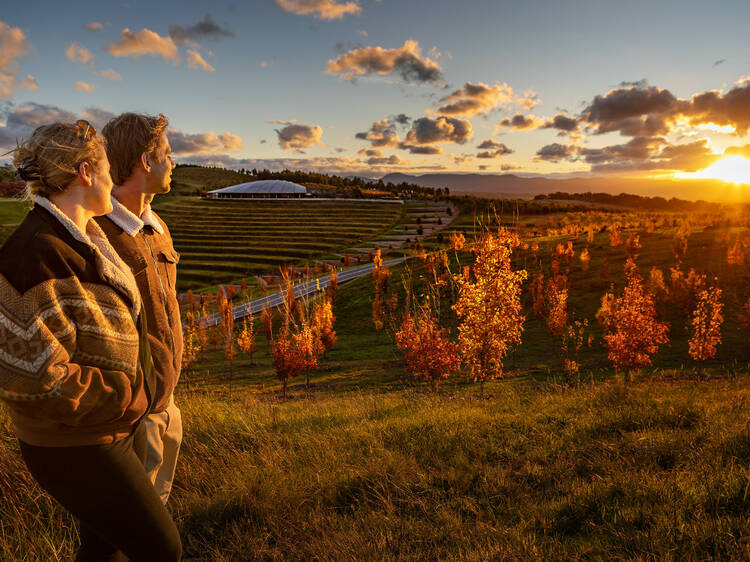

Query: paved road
<box><xmin>200</xmin><ymin>257</ymin><xmax>409</xmax><ymax>327</ymax></box>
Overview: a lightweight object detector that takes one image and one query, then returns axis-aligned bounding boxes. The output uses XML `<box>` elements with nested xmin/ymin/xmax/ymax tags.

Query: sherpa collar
<box><xmin>107</xmin><ymin>196</ymin><xmax>164</xmax><ymax>237</ymax></box>
<box><xmin>32</xmin><ymin>195</ymin><xmax>142</xmax><ymax>316</ymax></box>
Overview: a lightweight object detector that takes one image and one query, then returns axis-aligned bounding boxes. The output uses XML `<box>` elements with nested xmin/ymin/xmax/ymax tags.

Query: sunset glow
<box><xmin>676</xmin><ymin>156</ymin><xmax>750</xmax><ymax>185</ymax></box>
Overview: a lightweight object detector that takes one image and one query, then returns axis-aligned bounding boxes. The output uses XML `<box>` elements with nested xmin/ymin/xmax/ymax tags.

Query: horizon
<box><xmin>1</xmin><ymin>1</ymin><xmax>749</xmax><ymax>198</ymax></box>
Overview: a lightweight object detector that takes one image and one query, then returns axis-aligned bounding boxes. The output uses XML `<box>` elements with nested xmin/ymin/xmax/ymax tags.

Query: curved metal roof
<box><xmin>208</xmin><ymin>180</ymin><xmax>307</xmax><ymax>194</ymax></box>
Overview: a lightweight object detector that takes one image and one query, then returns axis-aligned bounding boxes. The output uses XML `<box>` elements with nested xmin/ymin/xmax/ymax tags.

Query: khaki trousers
<box><xmin>136</xmin><ymin>395</ymin><xmax>183</xmax><ymax>504</ymax></box>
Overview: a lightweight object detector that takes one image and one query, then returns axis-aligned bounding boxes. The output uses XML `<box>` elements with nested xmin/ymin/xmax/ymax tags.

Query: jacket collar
<box><xmin>32</xmin><ymin>195</ymin><xmax>142</xmax><ymax>316</ymax></box>
<box><xmin>107</xmin><ymin>196</ymin><xmax>164</xmax><ymax>237</ymax></box>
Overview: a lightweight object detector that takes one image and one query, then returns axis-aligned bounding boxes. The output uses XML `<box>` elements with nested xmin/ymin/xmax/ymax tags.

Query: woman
<box><xmin>0</xmin><ymin>121</ymin><xmax>181</xmax><ymax>561</ymax></box>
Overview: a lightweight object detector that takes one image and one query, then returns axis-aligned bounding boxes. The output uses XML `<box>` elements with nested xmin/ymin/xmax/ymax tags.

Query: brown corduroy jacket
<box><xmin>95</xmin><ymin>199</ymin><xmax>182</xmax><ymax>414</ymax></box>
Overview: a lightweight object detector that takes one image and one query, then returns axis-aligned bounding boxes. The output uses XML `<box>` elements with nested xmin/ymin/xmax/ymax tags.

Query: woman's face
<box><xmin>86</xmin><ymin>145</ymin><xmax>114</xmax><ymax>216</ymax></box>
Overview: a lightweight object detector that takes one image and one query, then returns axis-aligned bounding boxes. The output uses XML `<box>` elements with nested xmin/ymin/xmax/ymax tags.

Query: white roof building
<box><xmin>207</xmin><ymin>180</ymin><xmax>308</xmax><ymax>199</ymax></box>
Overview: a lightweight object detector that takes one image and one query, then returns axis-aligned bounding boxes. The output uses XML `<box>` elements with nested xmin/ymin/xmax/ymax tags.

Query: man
<box><xmin>97</xmin><ymin>113</ymin><xmax>183</xmax><ymax>504</ymax></box>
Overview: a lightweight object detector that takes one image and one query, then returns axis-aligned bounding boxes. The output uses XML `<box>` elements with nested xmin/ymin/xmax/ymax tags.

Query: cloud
<box><xmin>266</xmin><ymin>119</ymin><xmax>296</xmax><ymax>125</ymax></box>
<box><xmin>535</xmin><ymin>135</ymin><xmax>721</xmax><ymax>173</ymax></box>
<box><xmin>86</xmin><ymin>22</ymin><xmax>104</xmax><ymax>31</ymax></box>
<box><xmin>713</xmin><ymin>59</ymin><xmax>726</xmax><ymax>67</ymax></box>
<box><xmin>582</xmin><ymin>85</ymin><xmax>679</xmax><ymax>136</ymax></box>
<box><xmin>393</xmin><ymin>113</ymin><xmax>410</xmax><ymax>126</ymax></box>
<box><xmin>619</xmin><ymin>79</ymin><xmax>649</xmax><ymax>88</ymax></box>
<box><xmin>326</xmin><ymin>40</ymin><xmax>442</xmax><ymax>84</ymax></box>
<box><xmin>186</xmin><ymin>49</ymin><xmax>215</xmax><ymax>72</ymax></box>
<box><xmin>356</xmin><ymin>29</ymin><xmax>368</xmax><ymax>37</ymax></box>
<box><xmin>436</xmin><ymin>82</ymin><xmax>538</xmax><ymax>117</ymax></box>
<box><xmin>355</xmin><ymin>118</ymin><xmax>401</xmax><ymax>148</ymax></box>
<box><xmin>685</xmin><ymin>79</ymin><xmax>750</xmax><ymax>135</ymax></box>
<box><xmin>74</xmin><ymin>81</ymin><xmax>96</xmax><ymax>93</ymax></box>
<box><xmin>169</xmin><ymin>129</ymin><xmax>244</xmax><ymax>155</ymax></box>
<box><xmin>475</xmin><ymin>139</ymin><xmax>512</xmax><ymax>159</ymax></box>
<box><xmin>403</xmin><ymin>116</ymin><xmax>472</xmax><ymax>146</ymax></box>
<box><xmin>65</xmin><ymin>42</ymin><xmax>94</xmax><ymax>64</ymax></box>
<box><xmin>357</xmin><ymin>148</ymin><xmax>382</xmax><ymax>157</ymax></box>
<box><xmin>275</xmin><ymin>123</ymin><xmax>324</xmax><ymax>153</ymax></box>
<box><xmin>578</xmin><ymin>136</ymin><xmax>661</xmax><ymax>165</ymax></box>
<box><xmin>581</xmin><ymin>78</ymin><xmax>750</xmax><ymax>137</ymax></box>
<box><xmin>543</xmin><ymin>112</ymin><xmax>580</xmax><ymax>132</ymax></box>
<box><xmin>275</xmin><ymin>0</ymin><xmax>361</xmax><ymax>20</ymax></box>
<box><xmin>260</xmin><ymin>60</ymin><xmax>268</xmax><ymax>68</ymax></box>
<box><xmin>582</xmin><ymin>138</ymin><xmax>720</xmax><ymax>173</ymax></box>
<box><xmin>0</xmin><ymin>102</ymin><xmax>77</xmax><ymax>148</ymax></box>
<box><xmin>169</xmin><ymin>15</ymin><xmax>234</xmax><ymax>44</ymax></box>
<box><xmin>79</xmin><ymin>106</ymin><xmax>115</xmax><ymax>129</ymax></box>
<box><xmin>0</xmin><ymin>22</ymin><xmax>37</xmax><ymax>99</ymax></box>
<box><xmin>367</xmin><ymin>154</ymin><xmax>404</xmax><ymax>165</ymax></box>
<box><xmin>404</xmin><ymin>145</ymin><xmax>442</xmax><ymax>154</ymax></box>
<box><xmin>723</xmin><ymin>143</ymin><xmax>750</xmax><ymax>158</ymax></box>
<box><xmin>93</xmin><ymin>68</ymin><xmax>122</xmax><ymax>81</ymax></box>
<box><xmin>477</xmin><ymin>139</ymin><xmax>510</xmax><ymax>150</ymax></box>
<box><xmin>176</xmin><ymin>154</ymin><xmax>444</xmax><ymax>177</ymax></box>
<box><xmin>534</xmin><ymin>142</ymin><xmax>579</xmax><ymax>162</ymax></box>
<box><xmin>107</xmin><ymin>28</ymin><xmax>180</xmax><ymax>64</ymax></box>
<box><xmin>497</xmin><ymin>113</ymin><xmax>544</xmax><ymax>130</ymax></box>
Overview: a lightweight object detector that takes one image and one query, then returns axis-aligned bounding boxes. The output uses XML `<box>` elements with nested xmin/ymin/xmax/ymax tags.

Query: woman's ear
<box><xmin>78</xmin><ymin>161</ymin><xmax>93</xmax><ymax>187</ymax></box>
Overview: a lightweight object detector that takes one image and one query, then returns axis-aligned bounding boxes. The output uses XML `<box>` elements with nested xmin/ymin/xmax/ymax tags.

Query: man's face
<box><xmin>145</xmin><ymin>131</ymin><xmax>175</xmax><ymax>194</ymax></box>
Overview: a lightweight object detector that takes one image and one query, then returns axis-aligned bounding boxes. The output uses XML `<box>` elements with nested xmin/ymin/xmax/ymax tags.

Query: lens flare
<box><xmin>676</xmin><ymin>156</ymin><xmax>750</xmax><ymax>184</ymax></box>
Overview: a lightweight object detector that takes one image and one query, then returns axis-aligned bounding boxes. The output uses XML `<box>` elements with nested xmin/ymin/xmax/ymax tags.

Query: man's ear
<box><xmin>78</xmin><ymin>161</ymin><xmax>93</xmax><ymax>187</ymax></box>
<box><xmin>140</xmin><ymin>152</ymin><xmax>151</xmax><ymax>172</ymax></box>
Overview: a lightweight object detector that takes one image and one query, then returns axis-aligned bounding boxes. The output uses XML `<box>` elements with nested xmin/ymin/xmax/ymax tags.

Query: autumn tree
<box><xmin>395</xmin><ymin>313</ymin><xmax>461</xmax><ymax>390</ymax></box>
<box><xmin>182</xmin><ymin>310</ymin><xmax>200</xmax><ymax>393</ymax></box>
<box><xmin>599</xmin><ymin>258</ymin><xmax>669</xmax><ymax>380</ymax></box>
<box><xmin>371</xmin><ymin>249</ymin><xmax>392</xmax><ymax>331</ymax></box>
<box><xmin>561</xmin><ymin>318</ymin><xmax>589</xmax><ymax>383</ymax></box>
<box><xmin>261</xmin><ymin>305</ymin><xmax>273</xmax><ymax>343</ymax></box>
<box><xmin>688</xmin><ymin>285</ymin><xmax>724</xmax><ymax>376</ymax></box>
<box><xmin>219</xmin><ymin>296</ymin><xmax>236</xmax><ymax>395</ymax></box>
<box><xmin>272</xmin><ymin>334</ymin><xmax>308</xmax><ymax>398</ymax></box>
<box><xmin>237</xmin><ymin>317</ymin><xmax>256</xmax><ymax>365</ymax></box>
<box><xmin>530</xmin><ymin>272</ymin><xmax>545</xmax><ymax>317</ymax></box>
<box><xmin>579</xmin><ymin>248</ymin><xmax>591</xmax><ymax>271</ymax></box>
<box><xmin>453</xmin><ymin>230</ymin><xmax>527</xmax><ymax>392</ymax></box>
<box><xmin>311</xmin><ymin>297</ymin><xmax>337</xmax><ymax>354</ymax></box>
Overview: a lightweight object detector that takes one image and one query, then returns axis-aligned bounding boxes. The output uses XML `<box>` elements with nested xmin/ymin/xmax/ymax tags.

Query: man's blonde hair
<box><xmin>12</xmin><ymin>122</ymin><xmax>106</xmax><ymax>199</ymax></box>
<box><xmin>102</xmin><ymin>113</ymin><xmax>168</xmax><ymax>185</ymax></box>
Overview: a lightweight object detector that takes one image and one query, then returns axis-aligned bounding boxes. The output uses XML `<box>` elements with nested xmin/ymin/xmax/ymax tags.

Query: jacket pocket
<box><xmin>158</xmin><ymin>249</ymin><xmax>180</xmax><ymax>292</ymax></box>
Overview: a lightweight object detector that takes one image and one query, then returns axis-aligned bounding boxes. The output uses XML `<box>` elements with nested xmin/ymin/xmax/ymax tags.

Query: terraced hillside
<box><xmin>152</xmin><ymin>198</ymin><xmax>405</xmax><ymax>290</ymax></box>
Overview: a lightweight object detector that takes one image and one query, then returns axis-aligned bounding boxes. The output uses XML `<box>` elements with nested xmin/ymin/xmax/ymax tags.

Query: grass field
<box><xmin>1</xmin><ymin>202</ymin><xmax>749</xmax><ymax>559</ymax></box>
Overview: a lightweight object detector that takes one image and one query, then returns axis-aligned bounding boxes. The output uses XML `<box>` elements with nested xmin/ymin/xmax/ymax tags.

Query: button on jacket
<box><xmin>95</xmin><ymin>198</ymin><xmax>182</xmax><ymax>414</ymax></box>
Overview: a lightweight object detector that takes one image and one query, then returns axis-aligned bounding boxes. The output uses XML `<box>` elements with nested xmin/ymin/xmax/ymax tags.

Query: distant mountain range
<box><xmin>380</xmin><ymin>173</ymin><xmax>748</xmax><ymax>202</ymax></box>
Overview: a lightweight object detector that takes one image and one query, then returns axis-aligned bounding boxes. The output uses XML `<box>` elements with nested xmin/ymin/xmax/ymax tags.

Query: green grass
<box><xmin>1</xmin><ymin>207</ymin><xmax>749</xmax><ymax>559</ymax></box>
<box><xmin>3</xmin><ymin>376</ymin><xmax>750</xmax><ymax>559</ymax></box>
<box><xmin>0</xmin><ymin>199</ymin><xmax>32</xmax><ymax>245</ymax></box>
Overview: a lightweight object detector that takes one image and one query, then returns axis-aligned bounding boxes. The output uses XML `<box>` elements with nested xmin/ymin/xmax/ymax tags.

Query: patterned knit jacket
<box><xmin>0</xmin><ymin>197</ymin><xmax>155</xmax><ymax>447</ymax></box>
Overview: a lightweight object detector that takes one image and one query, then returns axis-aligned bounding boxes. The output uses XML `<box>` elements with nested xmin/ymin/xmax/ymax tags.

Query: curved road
<box><xmin>200</xmin><ymin>257</ymin><xmax>409</xmax><ymax>327</ymax></box>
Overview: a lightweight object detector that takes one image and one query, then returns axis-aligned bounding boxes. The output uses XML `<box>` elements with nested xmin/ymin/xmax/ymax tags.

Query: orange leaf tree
<box><xmin>601</xmin><ymin>259</ymin><xmax>669</xmax><ymax>379</ymax></box>
<box><xmin>452</xmin><ymin>231</ymin><xmax>527</xmax><ymax>392</ymax></box>
<box><xmin>688</xmin><ymin>285</ymin><xmax>723</xmax><ymax>375</ymax></box>
<box><xmin>237</xmin><ymin>317</ymin><xmax>256</xmax><ymax>365</ymax></box>
<box><xmin>394</xmin><ymin>313</ymin><xmax>461</xmax><ymax>390</ymax></box>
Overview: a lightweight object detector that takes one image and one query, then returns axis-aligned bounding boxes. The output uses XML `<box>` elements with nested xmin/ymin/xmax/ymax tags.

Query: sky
<box><xmin>1</xmin><ymin>0</ymin><xmax>750</xmax><ymax>184</ymax></box>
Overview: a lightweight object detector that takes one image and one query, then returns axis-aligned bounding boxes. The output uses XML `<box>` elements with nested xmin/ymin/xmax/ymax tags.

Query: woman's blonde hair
<box><xmin>11</xmin><ymin>121</ymin><xmax>106</xmax><ymax>199</ymax></box>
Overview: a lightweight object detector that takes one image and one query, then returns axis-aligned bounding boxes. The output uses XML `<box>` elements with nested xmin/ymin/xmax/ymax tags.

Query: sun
<box><xmin>676</xmin><ymin>156</ymin><xmax>750</xmax><ymax>184</ymax></box>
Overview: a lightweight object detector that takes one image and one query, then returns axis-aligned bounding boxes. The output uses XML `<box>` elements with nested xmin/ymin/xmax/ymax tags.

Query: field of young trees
<box><xmin>1</xmin><ymin>193</ymin><xmax>749</xmax><ymax>559</ymax></box>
